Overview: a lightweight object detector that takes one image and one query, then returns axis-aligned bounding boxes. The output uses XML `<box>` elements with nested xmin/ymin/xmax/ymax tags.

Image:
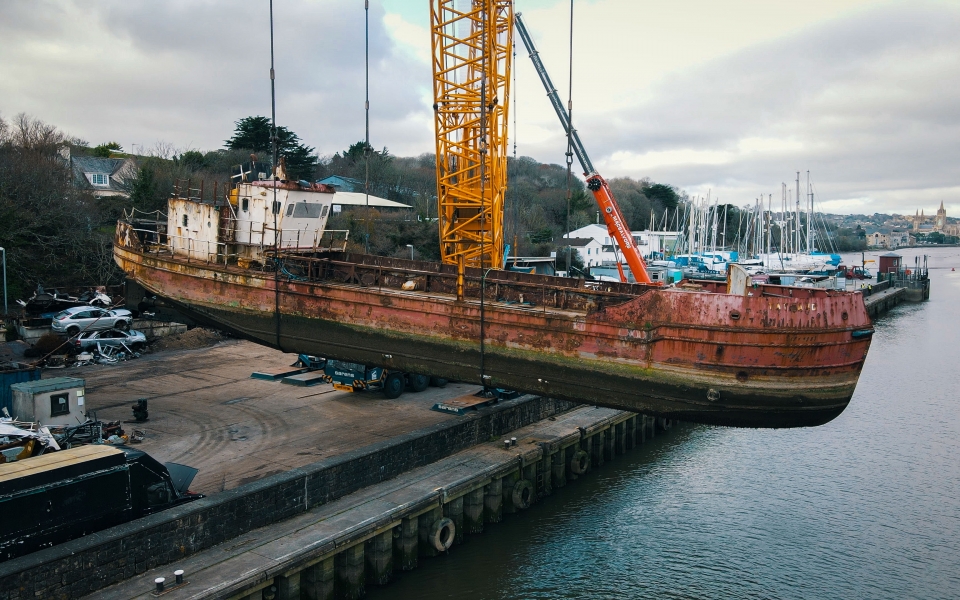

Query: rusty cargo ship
<box><xmin>113</xmin><ymin>178</ymin><xmax>873</xmax><ymax>428</ymax></box>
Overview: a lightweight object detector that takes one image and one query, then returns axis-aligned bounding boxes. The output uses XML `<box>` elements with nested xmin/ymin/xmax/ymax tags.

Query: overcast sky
<box><xmin>2</xmin><ymin>0</ymin><xmax>958</xmax><ymax>216</ymax></box>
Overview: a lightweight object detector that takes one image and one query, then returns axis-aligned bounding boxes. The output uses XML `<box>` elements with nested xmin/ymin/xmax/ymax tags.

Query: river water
<box><xmin>369</xmin><ymin>247</ymin><xmax>960</xmax><ymax>600</ymax></box>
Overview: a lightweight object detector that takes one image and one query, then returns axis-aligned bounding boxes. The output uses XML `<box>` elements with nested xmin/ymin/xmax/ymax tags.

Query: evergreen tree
<box><xmin>92</xmin><ymin>141</ymin><xmax>122</xmax><ymax>157</ymax></box>
<box><xmin>224</xmin><ymin>116</ymin><xmax>318</xmax><ymax>180</ymax></box>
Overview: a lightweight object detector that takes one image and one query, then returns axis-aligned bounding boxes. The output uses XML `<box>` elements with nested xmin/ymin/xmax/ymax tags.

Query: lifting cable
<box><xmin>479</xmin><ymin>1</ymin><xmax>490</xmax><ymax>389</ymax></box>
<box><xmin>564</xmin><ymin>0</ymin><xmax>574</xmax><ymax>276</ymax></box>
<box><xmin>269</xmin><ymin>0</ymin><xmax>282</xmax><ymax>351</ymax></box>
<box><xmin>364</xmin><ymin>0</ymin><xmax>371</xmax><ymax>253</ymax></box>
<box><xmin>512</xmin><ymin>24</ymin><xmax>518</xmax><ymax>261</ymax></box>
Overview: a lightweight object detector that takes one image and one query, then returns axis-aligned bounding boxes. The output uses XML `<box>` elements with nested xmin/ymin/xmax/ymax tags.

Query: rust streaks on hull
<box><xmin>114</xmin><ymin>223</ymin><xmax>872</xmax><ymax>428</ymax></box>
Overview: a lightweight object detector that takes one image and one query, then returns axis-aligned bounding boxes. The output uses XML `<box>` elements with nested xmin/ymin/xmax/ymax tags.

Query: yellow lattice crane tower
<box><xmin>431</xmin><ymin>0</ymin><xmax>513</xmax><ymax>296</ymax></box>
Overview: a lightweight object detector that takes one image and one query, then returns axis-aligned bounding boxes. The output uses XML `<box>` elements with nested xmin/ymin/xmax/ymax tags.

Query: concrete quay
<box><xmin>0</xmin><ymin>391</ymin><xmax>577</xmax><ymax>600</ymax></box>
<box><xmin>87</xmin><ymin>406</ymin><xmax>671</xmax><ymax>600</ymax></box>
<box><xmin>862</xmin><ymin>286</ymin><xmax>906</xmax><ymax>318</ymax></box>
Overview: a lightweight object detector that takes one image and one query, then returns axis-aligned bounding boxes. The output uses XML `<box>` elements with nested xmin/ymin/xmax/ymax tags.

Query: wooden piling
<box><xmin>335</xmin><ymin>544</ymin><xmax>365</xmax><ymax>599</ymax></box>
<box><xmin>501</xmin><ymin>470</ymin><xmax>521</xmax><ymax>514</ymax></box>
<box><xmin>418</xmin><ymin>507</ymin><xmax>443</xmax><ymax>558</ymax></box>
<box><xmin>394</xmin><ymin>518</ymin><xmax>418</xmax><ymax>571</ymax></box>
<box><xmin>365</xmin><ymin>530</ymin><xmax>393</xmax><ymax>585</ymax></box>
<box><xmin>301</xmin><ymin>557</ymin><xmax>334</xmax><ymax>600</ymax></box>
<box><xmin>443</xmin><ymin>495</ymin><xmax>465</xmax><ymax>544</ymax></box>
<box><xmin>551</xmin><ymin>449</ymin><xmax>567</xmax><ymax>488</ymax></box>
<box><xmin>275</xmin><ymin>571</ymin><xmax>299</xmax><ymax>600</ymax></box>
<box><xmin>484</xmin><ymin>477</ymin><xmax>503</xmax><ymax>523</ymax></box>
<box><xmin>463</xmin><ymin>487</ymin><xmax>485</xmax><ymax>534</ymax></box>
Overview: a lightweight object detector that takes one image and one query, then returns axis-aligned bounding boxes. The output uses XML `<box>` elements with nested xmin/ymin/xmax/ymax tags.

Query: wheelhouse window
<box><xmin>241</xmin><ymin>198</ymin><xmax>249</xmax><ymax>212</ymax></box>
<box><xmin>293</xmin><ymin>202</ymin><xmax>322</xmax><ymax>218</ymax></box>
<box><xmin>182</xmin><ymin>214</ymin><xmax>189</xmax><ymax>227</ymax></box>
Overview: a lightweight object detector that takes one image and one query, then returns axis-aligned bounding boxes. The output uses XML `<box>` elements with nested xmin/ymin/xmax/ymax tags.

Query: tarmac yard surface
<box><xmin>80</xmin><ymin>339</ymin><xmax>465</xmax><ymax>495</ymax></box>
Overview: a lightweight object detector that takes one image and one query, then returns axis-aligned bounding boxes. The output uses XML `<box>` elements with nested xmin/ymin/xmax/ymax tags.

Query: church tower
<box><xmin>935</xmin><ymin>201</ymin><xmax>946</xmax><ymax>231</ymax></box>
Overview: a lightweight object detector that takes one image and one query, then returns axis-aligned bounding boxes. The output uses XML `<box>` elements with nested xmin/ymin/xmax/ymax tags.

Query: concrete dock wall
<box><xmin>863</xmin><ymin>287</ymin><xmax>906</xmax><ymax>318</ymax></box>
<box><xmin>89</xmin><ymin>407</ymin><xmax>675</xmax><ymax>600</ymax></box>
<box><xmin>0</xmin><ymin>395</ymin><xmax>575</xmax><ymax>600</ymax></box>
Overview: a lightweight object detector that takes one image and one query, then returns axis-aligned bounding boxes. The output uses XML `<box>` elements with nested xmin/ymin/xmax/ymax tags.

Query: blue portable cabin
<box><xmin>0</xmin><ymin>365</ymin><xmax>42</xmax><ymax>416</ymax></box>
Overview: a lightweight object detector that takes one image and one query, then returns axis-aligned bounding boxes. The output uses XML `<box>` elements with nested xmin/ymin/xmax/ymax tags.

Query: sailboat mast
<box><xmin>806</xmin><ymin>170</ymin><xmax>813</xmax><ymax>252</ymax></box>
<box><xmin>795</xmin><ymin>172</ymin><xmax>801</xmax><ymax>256</ymax></box>
<box><xmin>767</xmin><ymin>193</ymin><xmax>772</xmax><ymax>256</ymax></box>
<box><xmin>722</xmin><ymin>204</ymin><xmax>728</xmax><ymax>252</ymax></box>
<box><xmin>781</xmin><ymin>183</ymin><xmax>786</xmax><ymax>257</ymax></box>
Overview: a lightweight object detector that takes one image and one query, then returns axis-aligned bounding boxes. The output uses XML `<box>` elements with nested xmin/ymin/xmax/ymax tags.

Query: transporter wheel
<box><xmin>117</xmin><ymin>320</ymin><xmax>130</xmax><ymax>331</ymax></box>
<box><xmin>429</xmin><ymin>376</ymin><xmax>448</xmax><ymax>388</ymax></box>
<box><xmin>409</xmin><ymin>373</ymin><xmax>430</xmax><ymax>392</ymax></box>
<box><xmin>67</xmin><ymin>326</ymin><xmax>80</xmax><ymax>337</ymax></box>
<box><xmin>383</xmin><ymin>373</ymin><xmax>404</xmax><ymax>399</ymax></box>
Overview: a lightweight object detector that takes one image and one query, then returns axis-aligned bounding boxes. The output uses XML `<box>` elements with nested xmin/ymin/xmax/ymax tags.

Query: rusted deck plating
<box><xmin>115</xmin><ymin>220</ymin><xmax>873</xmax><ymax>428</ymax></box>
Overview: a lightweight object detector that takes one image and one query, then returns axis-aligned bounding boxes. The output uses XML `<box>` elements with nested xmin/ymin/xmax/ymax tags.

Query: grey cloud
<box><xmin>4</xmin><ymin>1</ymin><xmax>959</xmax><ymax>214</ymax></box>
<box><xmin>588</xmin><ymin>3</ymin><xmax>960</xmax><ymax>210</ymax></box>
<box><xmin>0</xmin><ymin>0</ymin><xmax>433</xmax><ymax>156</ymax></box>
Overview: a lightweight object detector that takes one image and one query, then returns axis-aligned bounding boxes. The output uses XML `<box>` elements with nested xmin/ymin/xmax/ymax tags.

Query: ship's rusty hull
<box><xmin>114</xmin><ymin>222</ymin><xmax>873</xmax><ymax>428</ymax></box>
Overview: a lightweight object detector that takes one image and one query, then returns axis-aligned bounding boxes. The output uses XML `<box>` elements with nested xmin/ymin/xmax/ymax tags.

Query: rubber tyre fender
<box><xmin>409</xmin><ymin>373</ymin><xmax>430</xmax><ymax>392</ymax></box>
<box><xmin>429</xmin><ymin>517</ymin><xmax>456</xmax><ymax>552</ymax></box>
<box><xmin>383</xmin><ymin>372</ymin><xmax>404</xmax><ymax>399</ymax></box>
<box><xmin>512</xmin><ymin>479</ymin><xmax>534</xmax><ymax>509</ymax></box>
<box><xmin>429</xmin><ymin>376</ymin><xmax>448</xmax><ymax>388</ymax></box>
<box><xmin>570</xmin><ymin>449</ymin><xmax>589</xmax><ymax>475</ymax></box>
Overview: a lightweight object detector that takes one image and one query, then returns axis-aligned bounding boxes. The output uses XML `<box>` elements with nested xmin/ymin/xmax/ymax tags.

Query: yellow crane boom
<box><xmin>431</xmin><ymin>0</ymin><xmax>513</xmax><ymax>294</ymax></box>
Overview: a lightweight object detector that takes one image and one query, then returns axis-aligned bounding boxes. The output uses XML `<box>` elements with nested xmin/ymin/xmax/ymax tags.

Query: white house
<box><xmin>564</xmin><ymin>224</ymin><xmax>682</xmax><ymax>265</ymax></box>
<box><xmin>69</xmin><ymin>154</ymin><xmax>137</xmax><ymax>199</ymax></box>
<box><xmin>556</xmin><ymin>237</ymin><xmax>603</xmax><ymax>267</ymax></box>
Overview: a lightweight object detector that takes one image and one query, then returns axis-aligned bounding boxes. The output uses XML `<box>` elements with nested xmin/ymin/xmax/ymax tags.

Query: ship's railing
<box><xmin>262</xmin><ymin>226</ymin><xmax>350</xmax><ymax>252</ymax></box>
<box><xmin>120</xmin><ymin>222</ymin><xmax>350</xmax><ymax>267</ymax></box>
<box><xmin>268</xmin><ymin>252</ymin><xmax>643</xmax><ymax>313</ymax></box>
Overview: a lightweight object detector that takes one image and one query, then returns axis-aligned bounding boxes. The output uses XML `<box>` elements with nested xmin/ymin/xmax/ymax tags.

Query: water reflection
<box><xmin>370</xmin><ymin>248</ymin><xmax>960</xmax><ymax>600</ymax></box>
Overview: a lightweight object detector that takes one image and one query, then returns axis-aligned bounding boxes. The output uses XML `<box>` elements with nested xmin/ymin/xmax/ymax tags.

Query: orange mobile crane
<box><xmin>430</xmin><ymin>1</ymin><xmax>654</xmax><ymax>286</ymax></box>
<box><xmin>513</xmin><ymin>12</ymin><xmax>655</xmax><ymax>284</ymax></box>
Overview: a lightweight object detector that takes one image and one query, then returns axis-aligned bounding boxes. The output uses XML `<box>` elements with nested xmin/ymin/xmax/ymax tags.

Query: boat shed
<box><xmin>9</xmin><ymin>377</ymin><xmax>86</xmax><ymax>426</ymax></box>
<box><xmin>879</xmin><ymin>252</ymin><xmax>902</xmax><ymax>275</ymax></box>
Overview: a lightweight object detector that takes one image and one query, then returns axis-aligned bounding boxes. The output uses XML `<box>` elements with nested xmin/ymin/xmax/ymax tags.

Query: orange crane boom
<box><xmin>514</xmin><ymin>12</ymin><xmax>655</xmax><ymax>285</ymax></box>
